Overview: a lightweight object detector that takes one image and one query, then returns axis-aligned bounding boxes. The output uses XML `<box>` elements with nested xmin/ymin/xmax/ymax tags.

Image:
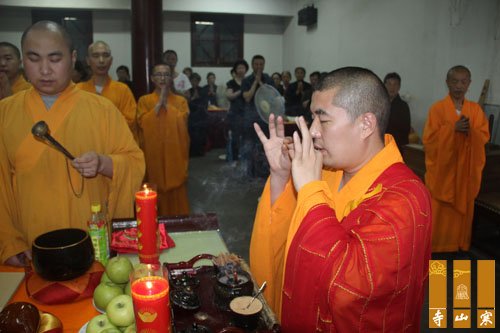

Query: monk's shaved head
<box><xmin>446</xmin><ymin>65</ymin><xmax>471</xmax><ymax>81</ymax></box>
<box><xmin>317</xmin><ymin>67</ymin><xmax>390</xmax><ymax>139</ymax></box>
<box><xmin>88</xmin><ymin>41</ymin><xmax>111</xmax><ymax>55</ymax></box>
<box><xmin>0</xmin><ymin>42</ymin><xmax>21</xmax><ymax>59</ymax></box>
<box><xmin>21</xmin><ymin>20</ymin><xmax>74</xmax><ymax>52</ymax></box>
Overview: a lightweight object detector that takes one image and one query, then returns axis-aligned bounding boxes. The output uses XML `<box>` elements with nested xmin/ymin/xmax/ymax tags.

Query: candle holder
<box><xmin>135</xmin><ymin>183</ymin><xmax>159</xmax><ymax>264</ymax></box>
<box><xmin>130</xmin><ymin>263</ymin><xmax>172</xmax><ymax>333</ymax></box>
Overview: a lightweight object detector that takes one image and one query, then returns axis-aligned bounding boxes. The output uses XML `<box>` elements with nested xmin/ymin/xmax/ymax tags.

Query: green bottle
<box><xmin>87</xmin><ymin>203</ymin><xmax>110</xmax><ymax>266</ymax></box>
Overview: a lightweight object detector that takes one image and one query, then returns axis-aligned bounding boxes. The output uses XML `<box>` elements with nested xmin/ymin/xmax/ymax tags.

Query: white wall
<box><xmin>285</xmin><ymin>0</ymin><xmax>499</xmax><ymax>135</ymax></box>
<box><xmin>0</xmin><ymin>7</ymin><xmax>285</xmax><ymax>85</ymax></box>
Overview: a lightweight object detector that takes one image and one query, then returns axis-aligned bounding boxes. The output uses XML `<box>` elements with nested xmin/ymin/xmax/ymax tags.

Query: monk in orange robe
<box><xmin>423</xmin><ymin>65</ymin><xmax>489</xmax><ymax>252</ymax></box>
<box><xmin>0</xmin><ymin>21</ymin><xmax>145</xmax><ymax>266</ymax></box>
<box><xmin>0</xmin><ymin>42</ymin><xmax>31</xmax><ymax>100</ymax></box>
<box><xmin>77</xmin><ymin>41</ymin><xmax>137</xmax><ymax>137</ymax></box>
<box><xmin>251</xmin><ymin>67</ymin><xmax>432</xmax><ymax>331</ymax></box>
<box><xmin>137</xmin><ymin>63</ymin><xmax>190</xmax><ymax>216</ymax></box>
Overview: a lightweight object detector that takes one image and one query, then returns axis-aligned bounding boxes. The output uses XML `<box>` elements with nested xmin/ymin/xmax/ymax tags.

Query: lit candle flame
<box><xmin>146</xmin><ymin>280</ymin><xmax>153</xmax><ymax>289</ymax></box>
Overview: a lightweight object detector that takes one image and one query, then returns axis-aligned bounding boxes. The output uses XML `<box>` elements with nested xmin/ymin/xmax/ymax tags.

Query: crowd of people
<box><xmin>0</xmin><ymin>20</ymin><xmax>490</xmax><ymax>332</ymax></box>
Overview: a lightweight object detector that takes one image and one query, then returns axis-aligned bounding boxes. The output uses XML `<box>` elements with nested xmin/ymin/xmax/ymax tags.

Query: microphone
<box><xmin>31</xmin><ymin>121</ymin><xmax>75</xmax><ymax>160</ymax></box>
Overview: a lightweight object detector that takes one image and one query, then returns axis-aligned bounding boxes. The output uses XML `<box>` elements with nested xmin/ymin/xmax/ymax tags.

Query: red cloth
<box><xmin>281</xmin><ymin>163</ymin><xmax>432</xmax><ymax>332</ymax></box>
<box><xmin>26</xmin><ymin>262</ymin><xmax>104</xmax><ymax>305</ymax></box>
<box><xmin>110</xmin><ymin>223</ymin><xmax>175</xmax><ymax>253</ymax></box>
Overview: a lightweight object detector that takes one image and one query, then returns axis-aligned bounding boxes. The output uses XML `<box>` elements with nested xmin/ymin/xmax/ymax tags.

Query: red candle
<box><xmin>131</xmin><ymin>276</ymin><xmax>172</xmax><ymax>333</ymax></box>
<box><xmin>135</xmin><ymin>185</ymin><xmax>159</xmax><ymax>264</ymax></box>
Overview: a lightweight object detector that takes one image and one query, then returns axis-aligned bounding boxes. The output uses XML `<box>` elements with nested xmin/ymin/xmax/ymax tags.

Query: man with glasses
<box><xmin>137</xmin><ymin>63</ymin><xmax>190</xmax><ymax>215</ymax></box>
<box><xmin>77</xmin><ymin>41</ymin><xmax>137</xmax><ymax>138</ymax></box>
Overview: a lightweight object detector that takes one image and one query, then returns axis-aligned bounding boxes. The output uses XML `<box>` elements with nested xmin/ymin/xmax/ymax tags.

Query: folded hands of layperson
<box><xmin>291</xmin><ymin>116</ymin><xmax>323</xmax><ymax>192</ymax></box>
<box><xmin>71</xmin><ymin>152</ymin><xmax>113</xmax><ymax>179</ymax></box>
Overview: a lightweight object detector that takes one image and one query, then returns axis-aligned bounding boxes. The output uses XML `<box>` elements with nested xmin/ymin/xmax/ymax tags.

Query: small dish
<box><xmin>92</xmin><ymin>299</ymin><xmax>105</xmax><ymax>314</ymax></box>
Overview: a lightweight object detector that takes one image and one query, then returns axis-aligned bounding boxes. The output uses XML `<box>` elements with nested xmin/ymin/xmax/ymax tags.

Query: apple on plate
<box><xmin>100</xmin><ymin>328</ymin><xmax>122</xmax><ymax>333</ymax></box>
<box><xmin>101</xmin><ymin>272</ymin><xmax>127</xmax><ymax>290</ymax></box>
<box><xmin>106</xmin><ymin>294</ymin><xmax>135</xmax><ymax>327</ymax></box>
<box><xmin>93</xmin><ymin>282</ymin><xmax>123</xmax><ymax>311</ymax></box>
<box><xmin>86</xmin><ymin>313</ymin><xmax>117</xmax><ymax>333</ymax></box>
<box><xmin>106</xmin><ymin>257</ymin><xmax>133</xmax><ymax>284</ymax></box>
<box><xmin>124</xmin><ymin>281</ymin><xmax>131</xmax><ymax>297</ymax></box>
<box><xmin>123</xmin><ymin>324</ymin><xmax>136</xmax><ymax>333</ymax></box>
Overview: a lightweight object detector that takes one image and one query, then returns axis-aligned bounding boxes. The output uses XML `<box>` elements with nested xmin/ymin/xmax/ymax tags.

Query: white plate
<box><xmin>79</xmin><ymin>321</ymin><xmax>88</xmax><ymax>333</ymax></box>
<box><xmin>92</xmin><ymin>299</ymin><xmax>105</xmax><ymax>314</ymax></box>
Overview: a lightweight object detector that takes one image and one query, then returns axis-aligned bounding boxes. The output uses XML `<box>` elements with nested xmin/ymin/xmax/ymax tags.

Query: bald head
<box><xmin>446</xmin><ymin>65</ymin><xmax>471</xmax><ymax>81</ymax></box>
<box><xmin>21</xmin><ymin>20</ymin><xmax>74</xmax><ymax>53</ymax></box>
<box><xmin>88</xmin><ymin>41</ymin><xmax>111</xmax><ymax>55</ymax></box>
<box><xmin>317</xmin><ymin>67</ymin><xmax>390</xmax><ymax>139</ymax></box>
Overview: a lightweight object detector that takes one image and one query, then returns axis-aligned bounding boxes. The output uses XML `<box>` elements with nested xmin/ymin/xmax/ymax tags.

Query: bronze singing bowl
<box><xmin>32</xmin><ymin>228</ymin><xmax>94</xmax><ymax>281</ymax></box>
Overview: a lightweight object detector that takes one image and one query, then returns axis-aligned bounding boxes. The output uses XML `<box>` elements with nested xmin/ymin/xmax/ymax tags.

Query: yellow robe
<box><xmin>138</xmin><ymin>92</ymin><xmax>190</xmax><ymax>216</ymax></box>
<box><xmin>11</xmin><ymin>75</ymin><xmax>31</xmax><ymax>94</ymax></box>
<box><xmin>249</xmin><ymin>135</ymin><xmax>403</xmax><ymax>318</ymax></box>
<box><xmin>0</xmin><ymin>84</ymin><xmax>145</xmax><ymax>263</ymax></box>
<box><xmin>423</xmin><ymin>95</ymin><xmax>489</xmax><ymax>252</ymax></box>
<box><xmin>77</xmin><ymin>76</ymin><xmax>137</xmax><ymax>135</ymax></box>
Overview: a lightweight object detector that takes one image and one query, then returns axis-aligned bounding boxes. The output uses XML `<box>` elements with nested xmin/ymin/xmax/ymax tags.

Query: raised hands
<box><xmin>291</xmin><ymin>116</ymin><xmax>323</xmax><ymax>192</ymax></box>
<box><xmin>254</xmin><ymin>114</ymin><xmax>294</xmax><ymax>203</ymax></box>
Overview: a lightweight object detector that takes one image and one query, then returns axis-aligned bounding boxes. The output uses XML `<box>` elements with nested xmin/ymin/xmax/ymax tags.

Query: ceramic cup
<box><xmin>229</xmin><ymin>295</ymin><xmax>263</xmax><ymax>330</ymax></box>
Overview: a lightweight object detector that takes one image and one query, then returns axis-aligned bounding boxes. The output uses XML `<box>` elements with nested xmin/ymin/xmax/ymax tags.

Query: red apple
<box><xmin>106</xmin><ymin>294</ymin><xmax>135</xmax><ymax>327</ymax></box>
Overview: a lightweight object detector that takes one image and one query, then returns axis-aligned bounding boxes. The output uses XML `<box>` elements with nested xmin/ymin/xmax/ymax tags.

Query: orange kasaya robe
<box><xmin>138</xmin><ymin>91</ymin><xmax>190</xmax><ymax>216</ymax></box>
<box><xmin>11</xmin><ymin>74</ymin><xmax>31</xmax><ymax>94</ymax></box>
<box><xmin>423</xmin><ymin>95</ymin><xmax>489</xmax><ymax>252</ymax></box>
<box><xmin>77</xmin><ymin>75</ymin><xmax>138</xmax><ymax>137</ymax></box>
<box><xmin>250</xmin><ymin>136</ymin><xmax>432</xmax><ymax>328</ymax></box>
<box><xmin>0</xmin><ymin>84</ymin><xmax>145</xmax><ymax>263</ymax></box>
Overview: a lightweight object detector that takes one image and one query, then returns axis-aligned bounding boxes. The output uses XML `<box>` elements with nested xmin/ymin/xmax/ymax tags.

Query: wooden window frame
<box><xmin>191</xmin><ymin>13</ymin><xmax>243</xmax><ymax>67</ymax></box>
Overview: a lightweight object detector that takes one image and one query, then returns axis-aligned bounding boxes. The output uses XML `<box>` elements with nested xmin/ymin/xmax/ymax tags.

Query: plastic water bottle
<box><xmin>87</xmin><ymin>203</ymin><xmax>110</xmax><ymax>266</ymax></box>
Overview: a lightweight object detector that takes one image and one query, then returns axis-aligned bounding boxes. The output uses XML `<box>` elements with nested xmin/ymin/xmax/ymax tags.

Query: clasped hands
<box><xmin>254</xmin><ymin>114</ymin><xmax>323</xmax><ymax>192</ymax></box>
<box><xmin>455</xmin><ymin>115</ymin><xmax>470</xmax><ymax>133</ymax></box>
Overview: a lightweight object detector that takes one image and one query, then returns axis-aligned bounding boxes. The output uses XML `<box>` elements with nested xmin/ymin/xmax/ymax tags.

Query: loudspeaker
<box><xmin>298</xmin><ymin>5</ymin><xmax>317</xmax><ymax>26</ymax></box>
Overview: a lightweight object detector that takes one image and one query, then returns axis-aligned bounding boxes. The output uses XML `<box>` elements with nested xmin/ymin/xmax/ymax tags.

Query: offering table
<box><xmin>1</xmin><ymin>213</ymin><xmax>279</xmax><ymax>332</ymax></box>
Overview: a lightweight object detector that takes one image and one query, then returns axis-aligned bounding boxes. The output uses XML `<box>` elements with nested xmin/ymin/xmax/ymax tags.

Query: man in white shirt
<box><xmin>162</xmin><ymin>49</ymin><xmax>191</xmax><ymax>99</ymax></box>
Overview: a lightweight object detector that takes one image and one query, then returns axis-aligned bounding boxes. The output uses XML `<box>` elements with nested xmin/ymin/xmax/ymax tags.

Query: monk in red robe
<box><xmin>251</xmin><ymin>67</ymin><xmax>432</xmax><ymax>331</ymax></box>
<box><xmin>423</xmin><ymin>65</ymin><xmax>489</xmax><ymax>252</ymax></box>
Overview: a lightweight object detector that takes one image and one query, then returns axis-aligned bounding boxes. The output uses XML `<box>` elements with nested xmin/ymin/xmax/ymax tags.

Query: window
<box><xmin>32</xmin><ymin>9</ymin><xmax>93</xmax><ymax>62</ymax></box>
<box><xmin>191</xmin><ymin>13</ymin><xmax>243</xmax><ymax>67</ymax></box>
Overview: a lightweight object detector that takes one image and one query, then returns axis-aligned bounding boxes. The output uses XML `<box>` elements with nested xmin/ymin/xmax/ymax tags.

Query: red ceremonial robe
<box><xmin>281</xmin><ymin>163</ymin><xmax>432</xmax><ymax>332</ymax></box>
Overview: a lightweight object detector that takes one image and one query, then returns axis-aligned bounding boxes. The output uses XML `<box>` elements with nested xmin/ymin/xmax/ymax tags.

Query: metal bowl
<box><xmin>32</xmin><ymin>228</ymin><xmax>94</xmax><ymax>281</ymax></box>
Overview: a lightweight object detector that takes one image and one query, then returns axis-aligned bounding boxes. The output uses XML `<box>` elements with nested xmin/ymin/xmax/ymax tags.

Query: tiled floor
<box><xmin>188</xmin><ymin>148</ymin><xmax>499</xmax><ymax>331</ymax></box>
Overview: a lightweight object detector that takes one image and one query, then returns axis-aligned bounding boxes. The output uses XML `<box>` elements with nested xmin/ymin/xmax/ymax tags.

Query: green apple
<box><xmin>101</xmin><ymin>272</ymin><xmax>127</xmax><ymax>290</ymax></box>
<box><xmin>106</xmin><ymin>257</ymin><xmax>133</xmax><ymax>284</ymax></box>
<box><xmin>106</xmin><ymin>294</ymin><xmax>135</xmax><ymax>327</ymax></box>
<box><xmin>86</xmin><ymin>313</ymin><xmax>117</xmax><ymax>333</ymax></box>
<box><xmin>124</xmin><ymin>281</ymin><xmax>131</xmax><ymax>297</ymax></box>
<box><xmin>93</xmin><ymin>282</ymin><xmax>123</xmax><ymax>311</ymax></box>
<box><xmin>123</xmin><ymin>324</ymin><xmax>136</xmax><ymax>333</ymax></box>
<box><xmin>101</xmin><ymin>328</ymin><xmax>122</xmax><ymax>333</ymax></box>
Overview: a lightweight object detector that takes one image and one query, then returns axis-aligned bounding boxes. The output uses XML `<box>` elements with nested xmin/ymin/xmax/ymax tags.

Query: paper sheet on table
<box><xmin>0</xmin><ymin>272</ymin><xmax>25</xmax><ymax>310</ymax></box>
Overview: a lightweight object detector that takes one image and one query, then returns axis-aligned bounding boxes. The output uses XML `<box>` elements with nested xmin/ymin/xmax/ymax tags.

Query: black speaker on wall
<box><xmin>298</xmin><ymin>5</ymin><xmax>317</xmax><ymax>26</ymax></box>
